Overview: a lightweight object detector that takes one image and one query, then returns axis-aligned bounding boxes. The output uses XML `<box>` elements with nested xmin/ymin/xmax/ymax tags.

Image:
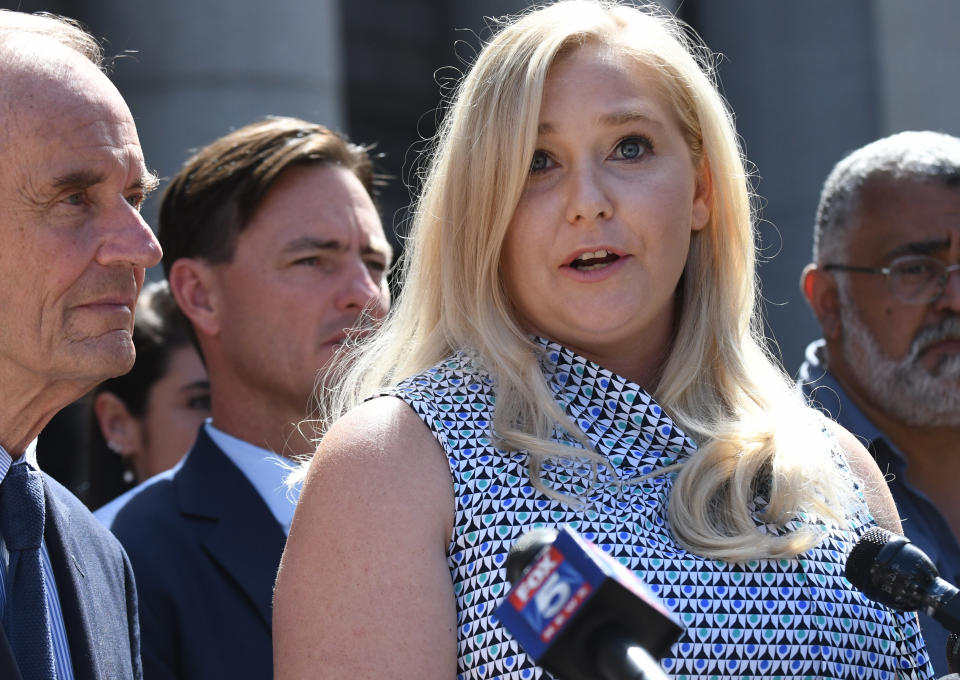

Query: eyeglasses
<box><xmin>823</xmin><ymin>255</ymin><xmax>960</xmax><ymax>304</ymax></box>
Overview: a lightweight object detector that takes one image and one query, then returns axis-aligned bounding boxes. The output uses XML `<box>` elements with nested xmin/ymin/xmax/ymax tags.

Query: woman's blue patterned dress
<box><xmin>385</xmin><ymin>341</ymin><xmax>933</xmax><ymax>680</ymax></box>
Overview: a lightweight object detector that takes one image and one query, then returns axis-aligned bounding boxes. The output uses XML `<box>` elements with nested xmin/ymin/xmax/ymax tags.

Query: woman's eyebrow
<box><xmin>537</xmin><ymin>109</ymin><xmax>664</xmax><ymax>136</ymax></box>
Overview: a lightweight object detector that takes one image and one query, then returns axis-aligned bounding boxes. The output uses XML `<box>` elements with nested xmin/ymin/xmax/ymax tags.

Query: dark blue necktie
<box><xmin>1</xmin><ymin>463</ymin><xmax>57</xmax><ymax>680</ymax></box>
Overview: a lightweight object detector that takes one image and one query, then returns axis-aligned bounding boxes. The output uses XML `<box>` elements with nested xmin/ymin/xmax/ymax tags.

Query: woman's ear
<box><xmin>691</xmin><ymin>156</ymin><xmax>712</xmax><ymax>232</ymax></box>
<box><xmin>93</xmin><ymin>391</ymin><xmax>143</xmax><ymax>458</ymax></box>
<box><xmin>168</xmin><ymin>258</ymin><xmax>221</xmax><ymax>338</ymax></box>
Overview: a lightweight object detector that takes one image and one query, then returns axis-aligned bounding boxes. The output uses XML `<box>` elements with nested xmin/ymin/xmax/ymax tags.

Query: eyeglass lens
<box><xmin>889</xmin><ymin>256</ymin><xmax>954</xmax><ymax>303</ymax></box>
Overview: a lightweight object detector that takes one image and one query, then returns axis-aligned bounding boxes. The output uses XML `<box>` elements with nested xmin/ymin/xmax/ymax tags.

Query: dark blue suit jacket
<box><xmin>0</xmin><ymin>474</ymin><xmax>142</xmax><ymax>680</ymax></box>
<box><xmin>109</xmin><ymin>428</ymin><xmax>286</xmax><ymax>679</ymax></box>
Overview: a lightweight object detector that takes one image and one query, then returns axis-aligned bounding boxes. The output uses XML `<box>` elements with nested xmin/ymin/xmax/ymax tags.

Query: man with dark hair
<box><xmin>799</xmin><ymin>130</ymin><xmax>960</xmax><ymax>676</ymax></box>
<box><xmin>0</xmin><ymin>9</ymin><xmax>161</xmax><ymax>679</ymax></box>
<box><xmin>108</xmin><ymin>116</ymin><xmax>392</xmax><ymax>679</ymax></box>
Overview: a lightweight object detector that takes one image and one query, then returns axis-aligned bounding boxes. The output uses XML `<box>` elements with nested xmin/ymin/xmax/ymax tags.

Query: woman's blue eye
<box><xmin>617</xmin><ymin>138</ymin><xmax>645</xmax><ymax>160</ymax></box>
<box><xmin>530</xmin><ymin>150</ymin><xmax>549</xmax><ymax>172</ymax></box>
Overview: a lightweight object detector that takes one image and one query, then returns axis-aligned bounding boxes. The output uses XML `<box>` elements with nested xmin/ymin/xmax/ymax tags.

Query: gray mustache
<box><xmin>906</xmin><ymin>316</ymin><xmax>960</xmax><ymax>364</ymax></box>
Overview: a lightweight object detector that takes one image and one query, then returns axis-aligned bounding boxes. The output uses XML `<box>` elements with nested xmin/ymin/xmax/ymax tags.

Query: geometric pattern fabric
<box><xmin>387</xmin><ymin>340</ymin><xmax>933</xmax><ymax>680</ymax></box>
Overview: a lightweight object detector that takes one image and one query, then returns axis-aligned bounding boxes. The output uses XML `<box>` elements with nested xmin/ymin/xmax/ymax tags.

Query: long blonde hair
<box><xmin>320</xmin><ymin>0</ymin><xmax>854</xmax><ymax>562</ymax></box>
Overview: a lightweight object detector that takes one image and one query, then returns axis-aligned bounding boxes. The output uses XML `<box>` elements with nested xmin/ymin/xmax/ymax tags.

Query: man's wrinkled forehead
<box><xmin>856</xmin><ymin>175</ymin><xmax>960</xmax><ymax>256</ymax></box>
<box><xmin>0</xmin><ymin>35</ymin><xmax>96</xmax><ymax>138</ymax></box>
<box><xmin>0</xmin><ymin>42</ymin><xmax>150</xmax><ymax>205</ymax></box>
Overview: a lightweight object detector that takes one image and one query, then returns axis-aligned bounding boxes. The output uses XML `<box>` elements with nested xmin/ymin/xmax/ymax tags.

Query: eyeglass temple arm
<box><xmin>821</xmin><ymin>263</ymin><xmax>888</xmax><ymax>274</ymax></box>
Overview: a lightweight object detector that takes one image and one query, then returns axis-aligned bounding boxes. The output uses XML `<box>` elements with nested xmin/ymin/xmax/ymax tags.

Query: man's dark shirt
<box><xmin>798</xmin><ymin>339</ymin><xmax>960</xmax><ymax>677</ymax></box>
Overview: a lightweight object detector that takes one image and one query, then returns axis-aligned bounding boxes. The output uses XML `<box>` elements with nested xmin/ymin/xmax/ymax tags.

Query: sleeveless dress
<box><xmin>384</xmin><ymin>341</ymin><xmax>933</xmax><ymax>680</ymax></box>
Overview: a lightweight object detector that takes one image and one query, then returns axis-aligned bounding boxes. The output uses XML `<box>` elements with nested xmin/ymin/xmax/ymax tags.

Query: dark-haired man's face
<box><xmin>833</xmin><ymin>177</ymin><xmax>960</xmax><ymax>426</ymax></box>
<box><xmin>208</xmin><ymin>164</ymin><xmax>391</xmax><ymax>421</ymax></box>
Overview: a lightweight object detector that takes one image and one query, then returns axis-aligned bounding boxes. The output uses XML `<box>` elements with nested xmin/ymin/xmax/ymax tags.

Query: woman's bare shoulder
<box><xmin>298</xmin><ymin>395</ymin><xmax>454</xmax><ymax>539</ymax></box>
<box><xmin>314</xmin><ymin>395</ymin><xmax>442</xmax><ymax>466</ymax></box>
<box><xmin>824</xmin><ymin>419</ymin><xmax>904</xmax><ymax>536</ymax></box>
<box><xmin>275</xmin><ymin>395</ymin><xmax>458</xmax><ymax>679</ymax></box>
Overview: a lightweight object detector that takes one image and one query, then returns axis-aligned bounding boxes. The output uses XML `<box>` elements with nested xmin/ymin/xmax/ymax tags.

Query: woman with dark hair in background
<box><xmin>87</xmin><ymin>280</ymin><xmax>210</xmax><ymax>516</ymax></box>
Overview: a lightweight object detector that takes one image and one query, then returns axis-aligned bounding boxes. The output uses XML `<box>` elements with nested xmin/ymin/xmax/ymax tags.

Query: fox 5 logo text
<box><xmin>509</xmin><ymin>546</ymin><xmax>593</xmax><ymax>642</ymax></box>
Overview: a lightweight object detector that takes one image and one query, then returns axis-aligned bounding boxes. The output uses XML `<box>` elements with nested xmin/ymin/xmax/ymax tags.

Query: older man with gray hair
<box><xmin>799</xmin><ymin>130</ymin><xmax>960</xmax><ymax>675</ymax></box>
<box><xmin>0</xmin><ymin>9</ymin><xmax>160</xmax><ymax>679</ymax></box>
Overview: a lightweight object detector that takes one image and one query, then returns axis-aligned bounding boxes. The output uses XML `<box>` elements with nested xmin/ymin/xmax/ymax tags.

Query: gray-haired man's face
<box><xmin>835</xmin><ymin>177</ymin><xmax>960</xmax><ymax>426</ymax></box>
<box><xmin>0</xmin><ymin>45</ymin><xmax>161</xmax><ymax>390</ymax></box>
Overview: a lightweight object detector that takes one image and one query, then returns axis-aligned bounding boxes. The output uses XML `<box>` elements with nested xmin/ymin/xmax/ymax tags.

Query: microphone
<box><xmin>845</xmin><ymin>527</ymin><xmax>960</xmax><ymax>634</ymax></box>
<box><xmin>495</xmin><ymin>526</ymin><xmax>683</xmax><ymax>680</ymax></box>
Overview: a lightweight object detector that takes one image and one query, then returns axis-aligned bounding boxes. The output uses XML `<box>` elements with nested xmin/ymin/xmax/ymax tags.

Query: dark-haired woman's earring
<box><xmin>107</xmin><ymin>440</ymin><xmax>123</xmax><ymax>454</ymax></box>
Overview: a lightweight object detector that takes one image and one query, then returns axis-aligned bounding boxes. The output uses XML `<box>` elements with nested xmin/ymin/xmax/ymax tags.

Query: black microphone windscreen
<box><xmin>845</xmin><ymin>526</ymin><xmax>893</xmax><ymax>591</ymax></box>
<box><xmin>505</xmin><ymin>527</ymin><xmax>558</xmax><ymax>585</ymax></box>
<box><xmin>845</xmin><ymin>526</ymin><xmax>943</xmax><ymax>613</ymax></box>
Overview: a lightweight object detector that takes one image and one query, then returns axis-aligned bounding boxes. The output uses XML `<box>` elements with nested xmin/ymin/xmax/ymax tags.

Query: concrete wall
<box><xmin>875</xmin><ymin>0</ymin><xmax>960</xmax><ymax>135</ymax></box>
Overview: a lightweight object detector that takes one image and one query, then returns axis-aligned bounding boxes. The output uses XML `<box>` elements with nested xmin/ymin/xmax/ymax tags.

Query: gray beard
<box><xmin>838</xmin><ymin>302</ymin><xmax>960</xmax><ymax>428</ymax></box>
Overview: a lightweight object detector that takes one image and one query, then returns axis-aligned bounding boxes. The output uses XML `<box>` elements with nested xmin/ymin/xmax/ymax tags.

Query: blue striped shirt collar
<box><xmin>0</xmin><ymin>439</ymin><xmax>39</xmax><ymax>481</ymax></box>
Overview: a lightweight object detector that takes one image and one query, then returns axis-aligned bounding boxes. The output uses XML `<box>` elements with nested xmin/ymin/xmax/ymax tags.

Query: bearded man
<box><xmin>799</xmin><ymin>130</ymin><xmax>960</xmax><ymax>676</ymax></box>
